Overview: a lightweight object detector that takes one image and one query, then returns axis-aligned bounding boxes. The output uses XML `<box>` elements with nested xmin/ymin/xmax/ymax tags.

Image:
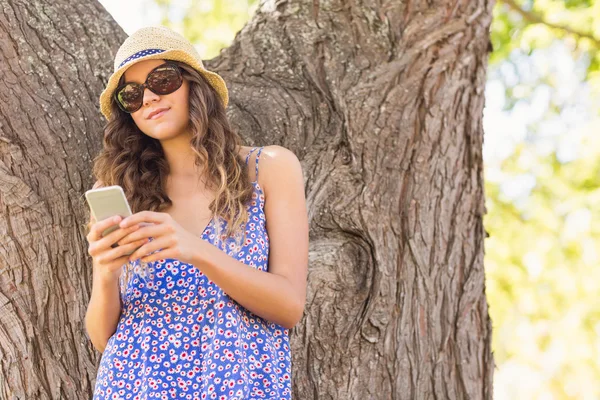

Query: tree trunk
<box><xmin>0</xmin><ymin>0</ymin><xmax>495</xmax><ymax>399</ymax></box>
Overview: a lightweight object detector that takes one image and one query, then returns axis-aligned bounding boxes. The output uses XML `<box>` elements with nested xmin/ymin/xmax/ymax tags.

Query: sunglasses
<box><xmin>114</xmin><ymin>62</ymin><xmax>183</xmax><ymax>113</ymax></box>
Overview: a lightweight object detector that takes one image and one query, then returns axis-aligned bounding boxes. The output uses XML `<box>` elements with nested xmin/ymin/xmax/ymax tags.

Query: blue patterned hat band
<box><xmin>118</xmin><ymin>49</ymin><xmax>166</xmax><ymax>69</ymax></box>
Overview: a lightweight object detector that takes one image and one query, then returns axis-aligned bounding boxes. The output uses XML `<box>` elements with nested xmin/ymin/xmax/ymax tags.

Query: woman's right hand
<box><xmin>86</xmin><ymin>215</ymin><xmax>149</xmax><ymax>284</ymax></box>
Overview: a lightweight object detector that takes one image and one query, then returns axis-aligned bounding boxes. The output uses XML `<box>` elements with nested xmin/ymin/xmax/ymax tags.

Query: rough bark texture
<box><xmin>0</xmin><ymin>0</ymin><xmax>495</xmax><ymax>399</ymax></box>
<box><xmin>0</xmin><ymin>1</ymin><xmax>126</xmax><ymax>398</ymax></box>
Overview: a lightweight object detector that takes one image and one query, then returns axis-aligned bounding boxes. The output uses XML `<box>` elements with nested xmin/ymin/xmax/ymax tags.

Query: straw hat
<box><xmin>99</xmin><ymin>25</ymin><xmax>229</xmax><ymax>120</ymax></box>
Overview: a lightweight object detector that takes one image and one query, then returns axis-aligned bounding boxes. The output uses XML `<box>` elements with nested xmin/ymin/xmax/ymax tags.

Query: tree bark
<box><xmin>0</xmin><ymin>0</ymin><xmax>495</xmax><ymax>398</ymax></box>
<box><xmin>0</xmin><ymin>1</ymin><xmax>126</xmax><ymax>398</ymax></box>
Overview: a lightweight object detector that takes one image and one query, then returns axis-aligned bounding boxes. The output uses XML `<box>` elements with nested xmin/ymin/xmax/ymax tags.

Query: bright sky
<box><xmin>98</xmin><ymin>0</ymin><xmax>214</xmax><ymax>60</ymax></box>
<box><xmin>98</xmin><ymin>0</ymin><xmax>162</xmax><ymax>35</ymax></box>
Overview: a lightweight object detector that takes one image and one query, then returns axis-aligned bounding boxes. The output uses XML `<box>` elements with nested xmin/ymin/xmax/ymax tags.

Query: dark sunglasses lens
<box><xmin>147</xmin><ymin>66</ymin><xmax>182</xmax><ymax>95</ymax></box>
<box><xmin>115</xmin><ymin>83</ymin><xmax>143</xmax><ymax>113</ymax></box>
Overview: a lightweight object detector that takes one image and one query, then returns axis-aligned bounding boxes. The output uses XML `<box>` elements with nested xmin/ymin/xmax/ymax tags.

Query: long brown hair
<box><xmin>85</xmin><ymin>60</ymin><xmax>254</xmax><ymax>257</ymax></box>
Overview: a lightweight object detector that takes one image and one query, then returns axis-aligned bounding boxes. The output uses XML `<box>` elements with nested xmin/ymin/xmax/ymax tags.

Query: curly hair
<box><xmin>85</xmin><ymin>60</ymin><xmax>254</xmax><ymax>286</ymax></box>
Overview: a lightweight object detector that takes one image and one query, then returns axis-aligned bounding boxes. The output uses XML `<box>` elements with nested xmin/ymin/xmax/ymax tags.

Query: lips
<box><xmin>147</xmin><ymin>107</ymin><xmax>170</xmax><ymax>120</ymax></box>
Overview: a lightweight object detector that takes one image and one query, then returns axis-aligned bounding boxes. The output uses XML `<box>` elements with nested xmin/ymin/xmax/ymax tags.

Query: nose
<box><xmin>142</xmin><ymin>86</ymin><xmax>160</xmax><ymax>108</ymax></box>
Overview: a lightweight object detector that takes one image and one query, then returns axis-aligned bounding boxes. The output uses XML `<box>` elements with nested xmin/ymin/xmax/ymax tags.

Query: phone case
<box><xmin>85</xmin><ymin>185</ymin><xmax>138</xmax><ymax>256</ymax></box>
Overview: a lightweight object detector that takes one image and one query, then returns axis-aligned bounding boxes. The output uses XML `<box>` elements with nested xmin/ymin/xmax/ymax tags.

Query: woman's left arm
<box><xmin>191</xmin><ymin>145</ymin><xmax>308</xmax><ymax>329</ymax></box>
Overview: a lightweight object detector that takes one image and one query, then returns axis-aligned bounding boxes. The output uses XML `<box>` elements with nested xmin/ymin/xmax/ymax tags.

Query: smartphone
<box><xmin>84</xmin><ymin>185</ymin><xmax>140</xmax><ymax>256</ymax></box>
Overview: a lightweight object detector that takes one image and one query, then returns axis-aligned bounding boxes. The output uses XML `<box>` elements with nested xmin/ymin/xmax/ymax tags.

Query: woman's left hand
<box><xmin>117</xmin><ymin>211</ymin><xmax>203</xmax><ymax>265</ymax></box>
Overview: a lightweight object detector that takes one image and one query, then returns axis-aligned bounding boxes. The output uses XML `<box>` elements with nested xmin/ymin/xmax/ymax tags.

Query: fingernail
<box><xmin>113</xmin><ymin>216</ymin><xmax>120</xmax><ymax>222</ymax></box>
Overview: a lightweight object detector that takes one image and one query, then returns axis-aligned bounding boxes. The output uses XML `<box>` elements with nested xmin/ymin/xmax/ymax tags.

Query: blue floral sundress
<box><xmin>92</xmin><ymin>147</ymin><xmax>292</xmax><ymax>400</ymax></box>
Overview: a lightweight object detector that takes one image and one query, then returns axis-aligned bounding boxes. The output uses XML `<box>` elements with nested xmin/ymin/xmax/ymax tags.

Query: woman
<box><xmin>84</xmin><ymin>26</ymin><xmax>308</xmax><ymax>400</ymax></box>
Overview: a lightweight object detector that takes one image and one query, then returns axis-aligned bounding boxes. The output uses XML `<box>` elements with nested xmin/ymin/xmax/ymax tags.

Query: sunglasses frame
<box><xmin>114</xmin><ymin>61</ymin><xmax>183</xmax><ymax>114</ymax></box>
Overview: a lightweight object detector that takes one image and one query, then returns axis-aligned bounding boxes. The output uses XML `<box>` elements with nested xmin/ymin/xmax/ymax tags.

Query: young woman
<box><xmin>84</xmin><ymin>26</ymin><xmax>308</xmax><ymax>400</ymax></box>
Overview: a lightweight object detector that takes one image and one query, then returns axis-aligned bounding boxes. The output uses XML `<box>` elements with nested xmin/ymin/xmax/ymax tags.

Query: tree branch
<box><xmin>501</xmin><ymin>0</ymin><xmax>600</xmax><ymax>49</ymax></box>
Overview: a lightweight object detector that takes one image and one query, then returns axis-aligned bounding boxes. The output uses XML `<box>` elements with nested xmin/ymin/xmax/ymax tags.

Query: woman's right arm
<box><xmin>84</xmin><ymin>182</ymin><xmax>147</xmax><ymax>352</ymax></box>
<box><xmin>85</xmin><ymin>260</ymin><xmax>122</xmax><ymax>353</ymax></box>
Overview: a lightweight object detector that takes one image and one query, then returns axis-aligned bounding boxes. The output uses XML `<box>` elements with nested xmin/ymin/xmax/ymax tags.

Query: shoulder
<box><xmin>258</xmin><ymin>145</ymin><xmax>300</xmax><ymax>165</ymax></box>
<box><xmin>256</xmin><ymin>145</ymin><xmax>303</xmax><ymax>199</ymax></box>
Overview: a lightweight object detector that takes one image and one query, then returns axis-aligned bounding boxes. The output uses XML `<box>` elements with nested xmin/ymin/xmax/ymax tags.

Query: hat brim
<box><xmin>99</xmin><ymin>49</ymin><xmax>229</xmax><ymax>120</ymax></box>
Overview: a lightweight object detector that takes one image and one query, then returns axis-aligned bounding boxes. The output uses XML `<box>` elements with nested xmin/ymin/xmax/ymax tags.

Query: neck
<box><xmin>159</xmin><ymin>132</ymin><xmax>204</xmax><ymax>178</ymax></box>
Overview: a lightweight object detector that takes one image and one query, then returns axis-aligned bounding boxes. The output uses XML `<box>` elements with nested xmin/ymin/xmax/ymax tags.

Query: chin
<box><xmin>141</xmin><ymin>123</ymin><xmax>182</xmax><ymax>138</ymax></box>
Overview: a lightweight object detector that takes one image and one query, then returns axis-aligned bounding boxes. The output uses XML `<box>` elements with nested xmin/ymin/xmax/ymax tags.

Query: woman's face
<box><xmin>122</xmin><ymin>59</ymin><xmax>190</xmax><ymax>139</ymax></box>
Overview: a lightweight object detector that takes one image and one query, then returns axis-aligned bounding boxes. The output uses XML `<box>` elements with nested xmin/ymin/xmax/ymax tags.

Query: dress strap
<box><xmin>245</xmin><ymin>147</ymin><xmax>258</xmax><ymax>165</ymax></box>
<box><xmin>254</xmin><ymin>147</ymin><xmax>263</xmax><ymax>181</ymax></box>
<box><xmin>245</xmin><ymin>147</ymin><xmax>263</xmax><ymax>181</ymax></box>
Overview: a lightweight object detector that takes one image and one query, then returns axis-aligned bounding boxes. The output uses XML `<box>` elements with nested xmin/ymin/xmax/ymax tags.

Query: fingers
<box><xmin>87</xmin><ymin>215</ymin><xmax>121</xmax><ymax>242</ymax></box>
<box><xmin>128</xmin><ymin>235</ymin><xmax>173</xmax><ymax>261</ymax></box>
<box><xmin>91</xmin><ymin>239</ymin><xmax>146</xmax><ymax>283</ymax></box>
<box><xmin>108</xmin><ymin>238</ymin><xmax>150</xmax><ymax>263</ymax></box>
<box><xmin>102</xmin><ymin>224</ymin><xmax>141</xmax><ymax>247</ymax></box>
<box><xmin>87</xmin><ymin>222</ymin><xmax>141</xmax><ymax>257</ymax></box>
<box><xmin>119</xmin><ymin>211</ymin><xmax>169</xmax><ymax>229</ymax></box>
<box><xmin>117</xmin><ymin>223</ymin><xmax>172</xmax><ymax>246</ymax></box>
<box><xmin>96</xmin><ymin>238</ymin><xmax>149</xmax><ymax>266</ymax></box>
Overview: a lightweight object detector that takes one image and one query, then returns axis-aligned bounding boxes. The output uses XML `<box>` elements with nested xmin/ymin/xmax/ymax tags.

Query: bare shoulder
<box><xmin>258</xmin><ymin>145</ymin><xmax>301</xmax><ymax>168</ymax></box>
<box><xmin>257</xmin><ymin>145</ymin><xmax>304</xmax><ymax>198</ymax></box>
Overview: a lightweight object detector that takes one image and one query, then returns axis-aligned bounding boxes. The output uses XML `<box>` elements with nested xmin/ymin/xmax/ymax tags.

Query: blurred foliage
<box><xmin>487</xmin><ymin>0</ymin><xmax>600</xmax><ymax>399</ymax></box>
<box><xmin>485</xmin><ymin>134</ymin><xmax>600</xmax><ymax>398</ymax></box>
<box><xmin>491</xmin><ymin>0</ymin><xmax>600</xmax><ymax>91</ymax></box>
<box><xmin>153</xmin><ymin>0</ymin><xmax>258</xmax><ymax>59</ymax></box>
